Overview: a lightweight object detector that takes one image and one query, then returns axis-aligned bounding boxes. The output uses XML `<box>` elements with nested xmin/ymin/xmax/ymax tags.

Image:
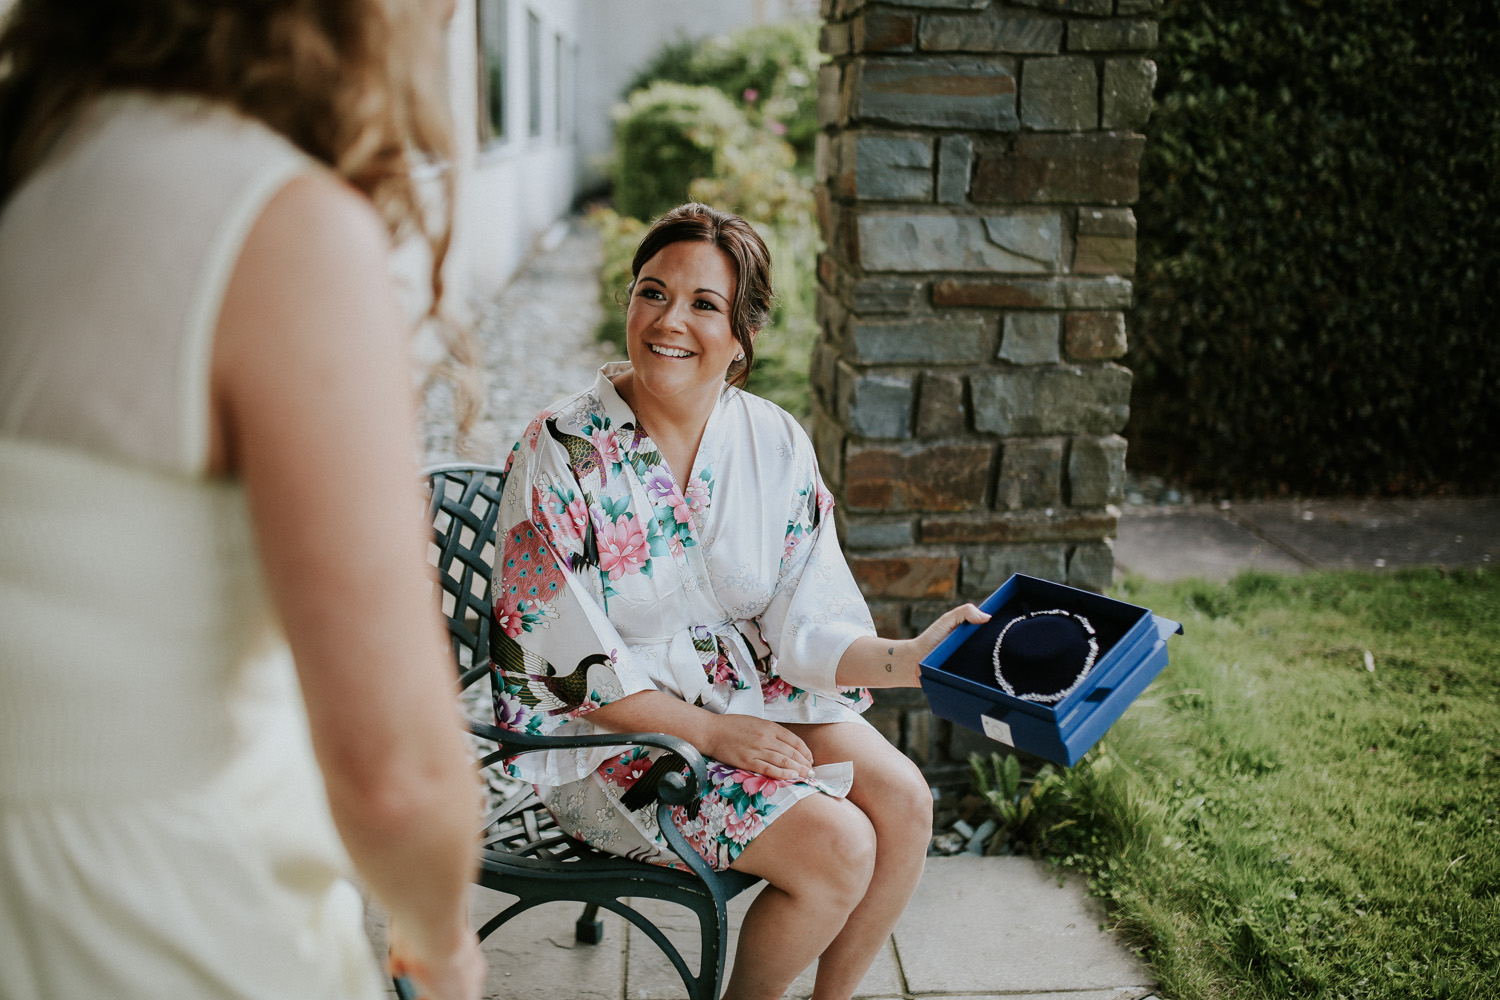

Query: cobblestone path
<box><xmin>421</xmin><ymin>217</ymin><xmax>618</xmax><ymax>467</ymax></box>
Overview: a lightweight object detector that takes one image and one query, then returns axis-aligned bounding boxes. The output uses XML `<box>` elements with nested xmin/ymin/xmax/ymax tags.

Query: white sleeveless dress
<box><xmin>0</xmin><ymin>92</ymin><xmax>385</xmax><ymax>1000</ymax></box>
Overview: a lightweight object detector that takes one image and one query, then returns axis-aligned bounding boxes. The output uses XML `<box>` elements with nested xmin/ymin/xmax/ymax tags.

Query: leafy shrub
<box><xmin>624</xmin><ymin>21</ymin><xmax>822</xmax><ymax>162</ymax></box>
<box><xmin>609</xmin><ymin>82</ymin><xmax>752</xmax><ymax>224</ymax></box>
<box><xmin>1130</xmin><ymin>2</ymin><xmax>1500</xmax><ymax>496</ymax></box>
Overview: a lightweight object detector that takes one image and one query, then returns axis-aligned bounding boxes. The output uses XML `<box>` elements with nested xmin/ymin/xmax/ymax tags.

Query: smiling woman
<box><xmin>485</xmin><ymin>203</ymin><xmax>991</xmax><ymax>1000</ymax></box>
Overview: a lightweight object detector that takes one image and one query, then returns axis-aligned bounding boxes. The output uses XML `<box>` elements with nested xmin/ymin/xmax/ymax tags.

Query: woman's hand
<box><xmin>910</xmin><ymin>602</ymin><xmax>991</xmax><ymax>665</ymax></box>
<box><xmin>836</xmin><ymin>603</ymin><xmax>991</xmax><ymax>688</ymax></box>
<box><xmin>702</xmin><ymin>714</ymin><xmax>815</xmax><ymax>781</ymax></box>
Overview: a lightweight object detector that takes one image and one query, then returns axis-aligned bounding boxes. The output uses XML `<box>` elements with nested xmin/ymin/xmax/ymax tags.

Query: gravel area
<box><xmin>421</xmin><ymin>216</ymin><xmax>619</xmax><ymax>467</ymax></box>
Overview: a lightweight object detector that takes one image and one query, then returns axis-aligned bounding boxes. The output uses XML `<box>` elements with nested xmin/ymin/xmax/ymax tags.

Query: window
<box><xmin>526</xmin><ymin>9</ymin><xmax>542</xmax><ymax>138</ymax></box>
<box><xmin>553</xmin><ymin>31</ymin><xmax>564</xmax><ymax>138</ymax></box>
<box><xmin>476</xmin><ymin>0</ymin><xmax>506</xmax><ymax>145</ymax></box>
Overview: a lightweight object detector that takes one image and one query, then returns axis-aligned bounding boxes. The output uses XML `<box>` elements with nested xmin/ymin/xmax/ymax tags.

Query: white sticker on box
<box><xmin>981</xmin><ymin>714</ymin><xmax>1014</xmax><ymax>746</ymax></box>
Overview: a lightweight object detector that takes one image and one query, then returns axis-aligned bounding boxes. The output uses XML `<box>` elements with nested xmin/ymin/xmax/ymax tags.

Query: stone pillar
<box><xmin>813</xmin><ymin>0</ymin><xmax>1157</xmax><ymax>777</ymax></box>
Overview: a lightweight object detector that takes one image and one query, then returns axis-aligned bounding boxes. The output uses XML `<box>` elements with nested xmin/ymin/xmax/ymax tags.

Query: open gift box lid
<box><xmin>918</xmin><ymin>574</ymin><xmax>1183</xmax><ymax>767</ymax></box>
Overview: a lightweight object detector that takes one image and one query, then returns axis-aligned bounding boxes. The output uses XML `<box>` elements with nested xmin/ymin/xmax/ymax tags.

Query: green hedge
<box><xmin>1130</xmin><ymin>2</ymin><xmax>1500</xmax><ymax>495</ymax></box>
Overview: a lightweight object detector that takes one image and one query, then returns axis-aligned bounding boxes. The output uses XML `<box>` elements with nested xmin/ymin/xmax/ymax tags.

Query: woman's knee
<box><xmin>741</xmin><ymin>795</ymin><xmax>876</xmax><ymax>906</ymax></box>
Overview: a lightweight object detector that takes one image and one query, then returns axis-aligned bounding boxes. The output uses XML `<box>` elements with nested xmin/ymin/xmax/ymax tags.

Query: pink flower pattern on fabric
<box><xmin>596</xmin><ymin>512</ymin><xmax>649</xmax><ymax>580</ymax></box>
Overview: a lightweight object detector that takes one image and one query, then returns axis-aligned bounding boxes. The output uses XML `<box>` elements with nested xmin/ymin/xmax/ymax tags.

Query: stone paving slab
<box><xmin>1228</xmin><ymin>497</ymin><xmax>1499</xmax><ymax>571</ymax></box>
<box><xmin>1116</xmin><ymin>496</ymin><xmax>1500</xmax><ymax>583</ymax></box>
<box><xmin>623</xmin><ymin>885</ymin><xmax>903</xmax><ymax>1000</ymax></box>
<box><xmin>893</xmin><ymin>857</ymin><xmax>1153</xmax><ymax>996</ymax></box>
<box><xmin>1114</xmin><ymin>504</ymin><xmax>1306</xmax><ymax>582</ymax></box>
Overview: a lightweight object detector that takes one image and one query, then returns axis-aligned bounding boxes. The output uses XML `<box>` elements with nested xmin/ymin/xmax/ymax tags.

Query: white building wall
<box><xmin>447</xmin><ymin>0</ymin><xmax>583</xmax><ymax>304</ymax></box>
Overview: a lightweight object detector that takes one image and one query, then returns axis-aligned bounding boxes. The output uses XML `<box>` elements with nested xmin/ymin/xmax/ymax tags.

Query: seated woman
<box><xmin>489</xmin><ymin>202</ymin><xmax>988</xmax><ymax>1000</ymax></box>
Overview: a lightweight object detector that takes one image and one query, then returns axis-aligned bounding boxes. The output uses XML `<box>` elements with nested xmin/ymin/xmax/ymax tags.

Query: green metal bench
<box><xmin>395</xmin><ymin>464</ymin><xmax>759</xmax><ymax>1000</ymax></box>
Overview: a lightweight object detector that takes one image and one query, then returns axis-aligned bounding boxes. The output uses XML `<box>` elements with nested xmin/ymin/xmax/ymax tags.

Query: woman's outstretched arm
<box><xmin>835</xmin><ymin>604</ymin><xmax>992</xmax><ymax>689</ymax></box>
<box><xmin>212</xmin><ymin>172</ymin><xmax>482</xmax><ymax>999</ymax></box>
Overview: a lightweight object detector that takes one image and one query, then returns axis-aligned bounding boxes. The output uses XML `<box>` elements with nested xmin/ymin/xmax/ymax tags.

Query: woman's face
<box><xmin>624</xmin><ymin>240</ymin><xmax>745</xmax><ymax>415</ymax></box>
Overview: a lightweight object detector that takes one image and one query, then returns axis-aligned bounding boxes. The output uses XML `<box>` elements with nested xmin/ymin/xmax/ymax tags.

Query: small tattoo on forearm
<box><xmin>886</xmin><ymin>646</ymin><xmax>895</xmax><ymax>672</ymax></box>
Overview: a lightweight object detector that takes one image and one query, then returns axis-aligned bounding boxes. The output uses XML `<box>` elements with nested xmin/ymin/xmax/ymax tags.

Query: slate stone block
<box><xmin>934</xmin><ymin>277</ymin><xmax>1066</xmax><ymax>309</ymax></box>
<box><xmin>855</xmin><ymin>134</ymin><xmax>934</xmax><ymax>201</ymax></box>
<box><xmin>962</xmin><ymin>544</ymin><xmax>1068</xmax><ymax>595</ymax></box>
<box><xmin>916</xmin><ymin>371</ymin><xmax>969</xmax><ymax>436</ymax></box>
<box><xmin>919</xmin><ymin>12</ymin><xmax>1063</xmax><ymax>54</ymax></box>
<box><xmin>997</xmin><ymin>437</ymin><xmax>1065</xmax><ymax>509</ymax></box>
<box><xmin>891</xmin><ymin>0</ymin><xmax>991</xmax><ymax>7</ymax></box>
<box><xmin>1066</xmin><ymin>540</ymin><xmax>1115</xmax><ymax>593</ymax></box>
<box><xmin>932</xmin><ymin>275</ymin><xmax>1133</xmax><ymax>309</ymax></box>
<box><xmin>853</xmin><ymin>10</ymin><xmax>917</xmax><ymax>52</ymax></box>
<box><xmin>812</xmin><ymin>410</ymin><xmax>846</xmax><ymax>488</ymax></box>
<box><xmin>845</xmin><ymin>441</ymin><xmax>995</xmax><ymax>512</ymax></box>
<box><xmin>1073</xmin><ymin>233</ymin><xmax>1136</xmax><ymax>274</ymax></box>
<box><xmin>999</xmin><ymin>311</ymin><xmax>1062</xmax><ymax>364</ymax></box>
<box><xmin>937</xmin><ymin>135</ymin><xmax>973</xmax><ymax>205</ymax></box>
<box><xmin>818</xmin><ymin>64</ymin><xmax>843</xmax><ymax>128</ymax></box>
<box><xmin>972</xmin><ymin>133</ymin><xmax>1144</xmax><ymax>204</ymax></box>
<box><xmin>857</xmin><ymin>211</ymin><xmax>1062</xmax><ymax>273</ymax></box>
<box><xmin>815</xmin><ymin>132</ymin><xmax>836</xmax><ymax>185</ymax></box>
<box><xmin>1102</xmin><ymin>57</ymin><xmax>1157</xmax><ymax>129</ymax></box>
<box><xmin>971</xmin><ymin>365</ymin><xmax>1132</xmax><ymax>435</ymax></box>
<box><xmin>842</xmin><ymin>516</ymin><xmax>919</xmax><ymax>549</ymax></box>
<box><xmin>1020</xmin><ymin>57</ymin><xmax>1098</xmax><ymax>131</ymax></box>
<box><xmin>837</xmin><ymin>366</ymin><xmax>915</xmax><ymax>439</ymax></box>
<box><xmin>852</xmin><ymin>57</ymin><xmax>1019</xmax><ymax>129</ymax></box>
<box><xmin>1116</xmin><ymin>0</ymin><xmax>1162</xmax><ymax>12</ymax></box>
<box><xmin>1065</xmin><ymin>311</ymin><xmax>1128</xmax><ymax>359</ymax></box>
<box><xmin>1076</xmin><ymin>206</ymin><xmax>1136</xmax><ymax>237</ymax></box>
<box><xmin>811</xmin><ymin>339</ymin><xmax>840</xmax><ymax>409</ymax></box>
<box><xmin>1068</xmin><ymin>433</ymin><xmax>1127</xmax><ymax>506</ymax></box>
<box><xmin>849</xmin><ymin>554</ymin><xmax>960</xmax><ymax>600</ymax></box>
<box><xmin>920</xmin><ymin>507</ymin><xmax>1119</xmax><ymax>544</ymax></box>
<box><xmin>850</xmin><ymin>277</ymin><xmax>926</xmax><ymax>314</ymax></box>
<box><xmin>820</xmin><ymin>22</ymin><xmax>852</xmax><ymax>56</ymax></box>
<box><xmin>850</xmin><ymin>316</ymin><xmax>990</xmax><ymax>364</ymax></box>
<box><xmin>1010</xmin><ymin>0</ymin><xmax>1112</xmax><ymax>14</ymax></box>
<box><xmin>1068</xmin><ymin>18</ymin><xmax>1158</xmax><ymax>52</ymax></box>
<box><xmin>1062</xmin><ymin>275</ymin><xmax>1134</xmax><ymax>308</ymax></box>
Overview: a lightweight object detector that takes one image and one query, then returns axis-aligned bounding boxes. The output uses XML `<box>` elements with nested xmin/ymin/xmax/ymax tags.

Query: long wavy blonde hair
<box><xmin>0</xmin><ymin>0</ymin><xmax>482</xmax><ymax>439</ymax></box>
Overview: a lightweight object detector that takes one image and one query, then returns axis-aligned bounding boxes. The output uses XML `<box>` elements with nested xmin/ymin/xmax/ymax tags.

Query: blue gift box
<box><xmin>918</xmin><ymin>574</ymin><xmax>1183</xmax><ymax>767</ymax></box>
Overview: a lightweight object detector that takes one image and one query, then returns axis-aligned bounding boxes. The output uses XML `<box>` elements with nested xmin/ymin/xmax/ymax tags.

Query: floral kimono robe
<box><xmin>489</xmin><ymin>363</ymin><xmax>876</xmax><ymax>869</ymax></box>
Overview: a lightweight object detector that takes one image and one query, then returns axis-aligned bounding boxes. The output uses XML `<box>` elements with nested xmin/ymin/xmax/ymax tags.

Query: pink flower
<box><xmin>495</xmin><ymin>590</ymin><xmax>526</xmax><ymax>638</ymax></box>
<box><xmin>723</xmin><ymin>808</ymin><xmax>765</xmax><ymax>846</ymax></box>
<box><xmin>667</xmin><ymin>491</ymin><xmax>694</xmax><ymax>525</ymax></box>
<box><xmin>596</xmin><ymin>513</ymin><xmax>649</xmax><ymax>580</ymax></box>
<box><xmin>589</xmin><ymin>426</ymin><xmax>621</xmax><ymax>466</ymax></box>
<box><xmin>761</xmin><ymin>676</ymin><xmax>795</xmax><ymax>702</ymax></box>
<box><xmin>738</xmin><ymin>771</ymin><xmax>789</xmax><ymax>797</ymax></box>
<box><xmin>768</xmin><ymin>120</ymin><xmax>786</xmax><ymax>136</ymax></box>
<box><xmin>668</xmin><ymin>535</ymin><xmax>685</xmax><ymax>559</ymax></box>
<box><xmin>564</xmin><ymin>497</ymin><xmax>590</xmax><ymax>536</ymax></box>
<box><xmin>742</xmin><ymin>88</ymin><xmax>759</xmax><ymax>103</ymax></box>
<box><xmin>683</xmin><ymin>478</ymin><xmax>709</xmax><ymax>515</ymax></box>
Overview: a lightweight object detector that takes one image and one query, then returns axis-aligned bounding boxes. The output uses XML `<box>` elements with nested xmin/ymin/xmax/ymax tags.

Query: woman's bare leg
<box><xmin>721</xmin><ymin>793</ymin><xmax>877</xmax><ymax>1000</ymax></box>
<box><xmin>785</xmin><ymin>722</ymin><xmax>933</xmax><ymax>1000</ymax></box>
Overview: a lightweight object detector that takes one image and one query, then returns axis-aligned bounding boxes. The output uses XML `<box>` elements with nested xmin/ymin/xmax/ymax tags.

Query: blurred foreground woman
<box><xmin>0</xmin><ymin>2</ymin><xmax>484</xmax><ymax>998</ymax></box>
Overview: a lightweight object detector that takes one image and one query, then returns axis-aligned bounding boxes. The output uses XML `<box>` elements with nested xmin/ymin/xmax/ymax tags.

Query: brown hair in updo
<box><xmin>628</xmin><ymin>203</ymin><xmax>773</xmax><ymax>389</ymax></box>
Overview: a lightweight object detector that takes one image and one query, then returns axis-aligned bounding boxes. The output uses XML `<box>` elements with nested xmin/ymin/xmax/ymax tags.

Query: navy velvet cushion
<box><xmin>993</xmin><ymin>611</ymin><xmax>1097</xmax><ymax>703</ymax></box>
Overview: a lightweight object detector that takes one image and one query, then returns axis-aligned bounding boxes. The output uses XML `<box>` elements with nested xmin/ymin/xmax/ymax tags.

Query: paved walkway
<box><xmin>404</xmin><ymin>215</ymin><xmax>1495</xmax><ymax>1000</ymax></box>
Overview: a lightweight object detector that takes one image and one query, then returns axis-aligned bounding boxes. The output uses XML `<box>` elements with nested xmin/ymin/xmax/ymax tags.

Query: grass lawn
<box><xmin>1005</xmin><ymin>567</ymin><xmax>1499</xmax><ymax>999</ymax></box>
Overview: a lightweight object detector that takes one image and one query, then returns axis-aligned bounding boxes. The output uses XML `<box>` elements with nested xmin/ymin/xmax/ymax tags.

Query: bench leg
<box><xmin>575</xmin><ymin>903</ymin><xmax>605</xmax><ymax>944</ymax></box>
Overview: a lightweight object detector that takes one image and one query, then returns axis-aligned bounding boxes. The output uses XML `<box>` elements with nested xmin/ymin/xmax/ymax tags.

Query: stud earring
<box><xmin>735</xmin><ymin>352</ymin><xmax>745</xmax><ymax>361</ymax></box>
